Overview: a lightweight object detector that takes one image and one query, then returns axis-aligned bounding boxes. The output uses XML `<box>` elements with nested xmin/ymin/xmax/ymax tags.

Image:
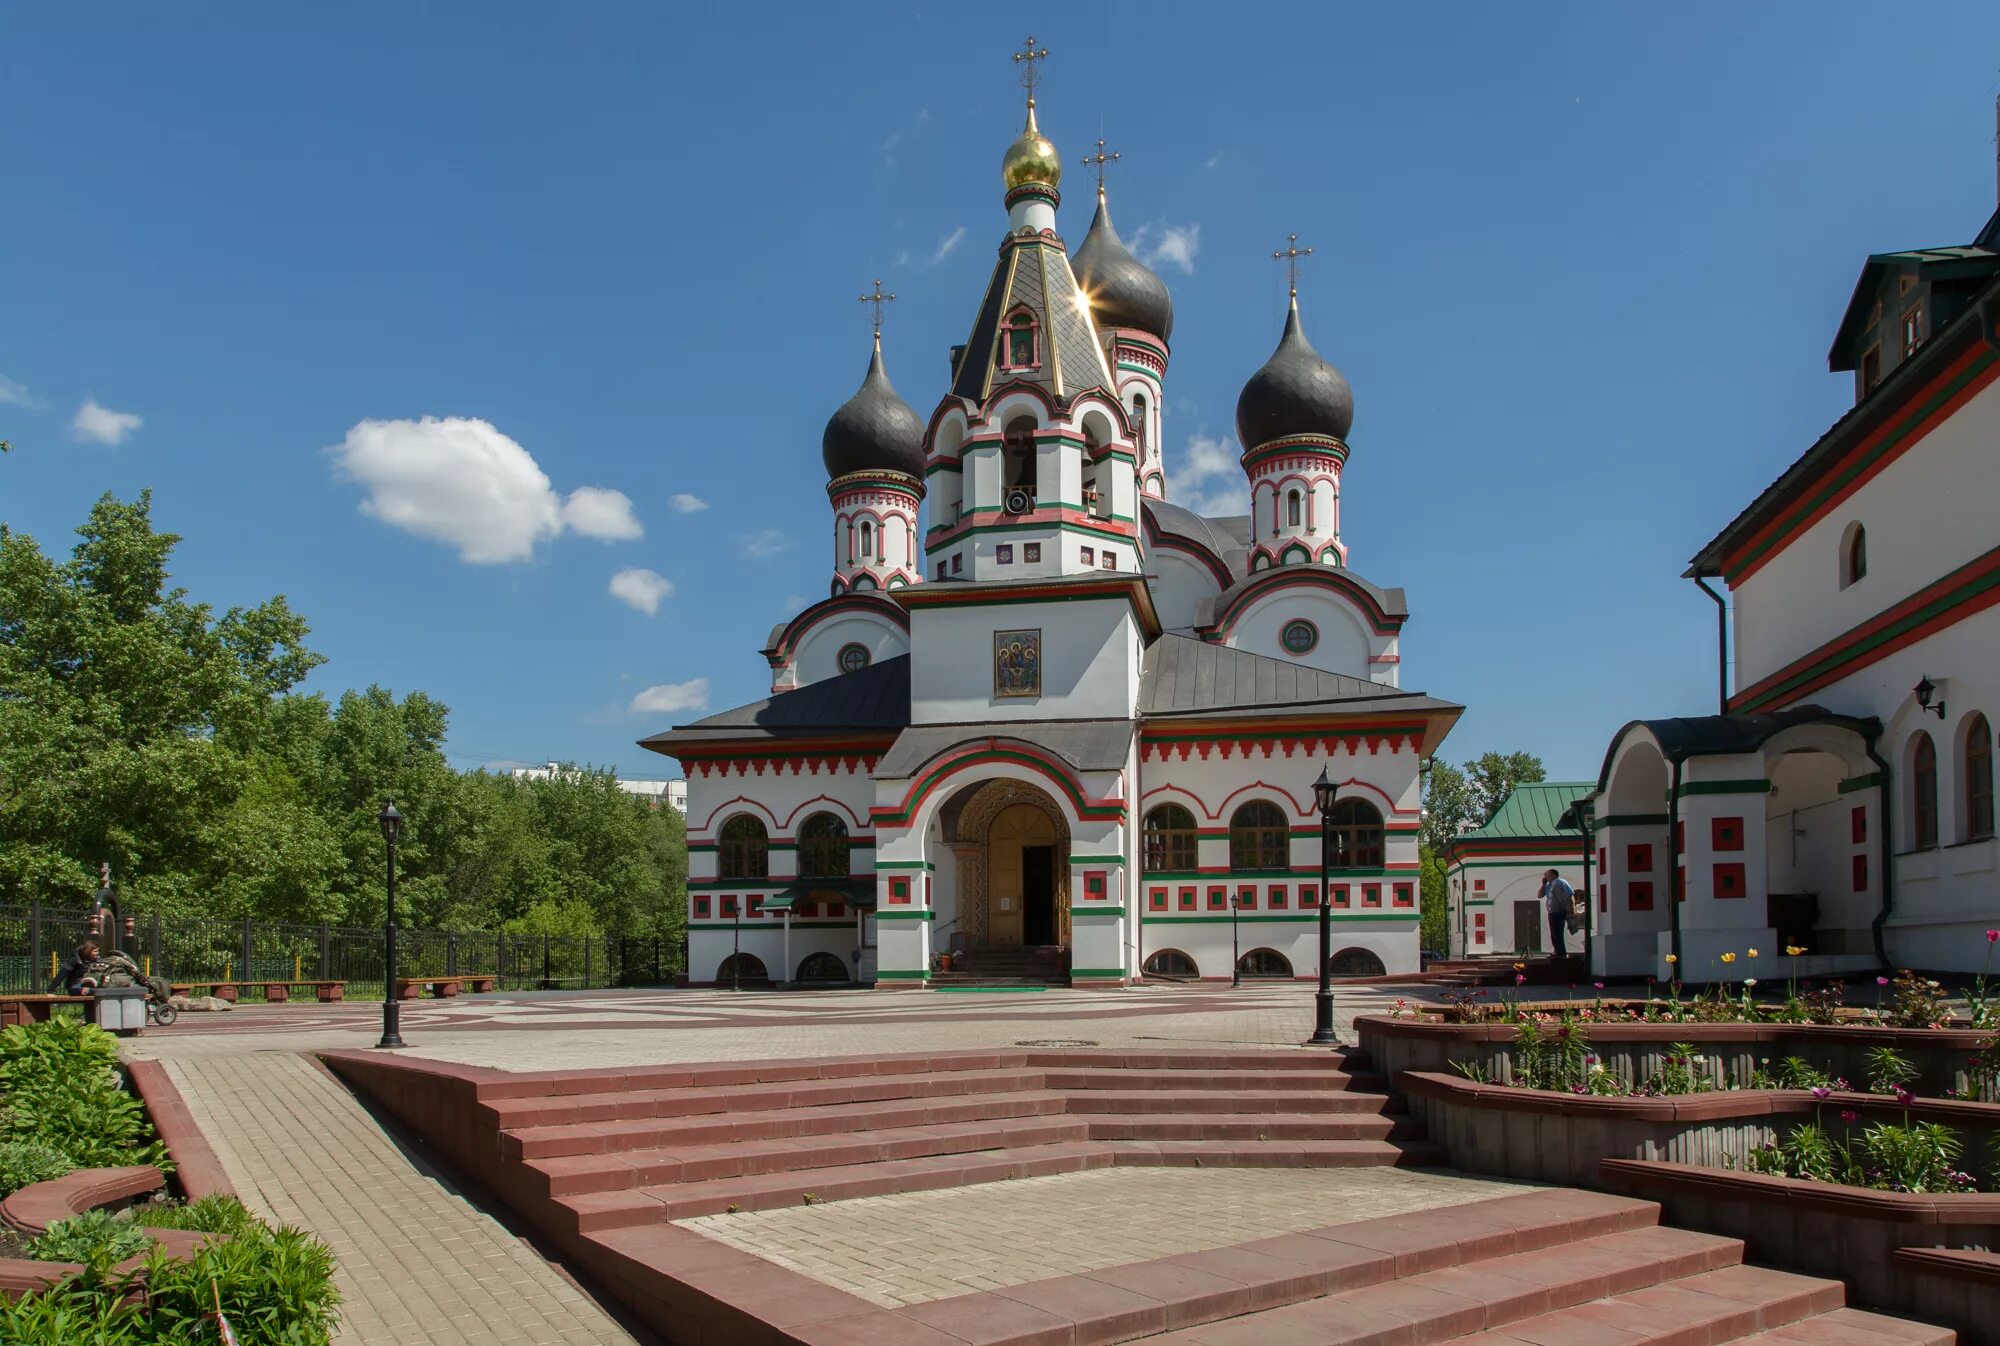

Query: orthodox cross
<box><xmin>1273</xmin><ymin>232</ymin><xmax>1313</xmax><ymax>299</ymax></box>
<box><xmin>858</xmin><ymin>279</ymin><xmax>896</xmax><ymax>339</ymax></box>
<box><xmin>1012</xmin><ymin>36</ymin><xmax>1050</xmax><ymax>101</ymax></box>
<box><xmin>1080</xmin><ymin>138</ymin><xmax>1119</xmax><ymax>190</ymax></box>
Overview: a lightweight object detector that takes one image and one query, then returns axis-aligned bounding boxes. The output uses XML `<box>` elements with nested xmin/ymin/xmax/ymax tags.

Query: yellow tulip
<box><xmin>1748</xmin><ymin>948</ymin><xmax>1760</xmax><ymax>958</ymax></box>
<box><xmin>1721</xmin><ymin>952</ymin><xmax>1737</xmax><ymax>964</ymax></box>
<box><xmin>1785</xmin><ymin>945</ymin><xmax>1806</xmax><ymax>956</ymax></box>
<box><xmin>1664</xmin><ymin>954</ymin><xmax>1678</xmax><ymax>965</ymax></box>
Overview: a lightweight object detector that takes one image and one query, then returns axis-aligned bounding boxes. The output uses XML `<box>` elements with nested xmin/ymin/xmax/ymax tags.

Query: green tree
<box><xmin>1465</xmin><ymin>751</ymin><xmax>1547</xmax><ymax>824</ymax></box>
<box><xmin>1420</xmin><ymin>750</ymin><xmax>1546</xmax><ymax>957</ymax></box>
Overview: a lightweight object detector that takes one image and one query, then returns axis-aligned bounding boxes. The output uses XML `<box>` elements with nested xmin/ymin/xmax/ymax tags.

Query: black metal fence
<box><xmin>0</xmin><ymin>903</ymin><xmax>682</xmax><ymax>998</ymax></box>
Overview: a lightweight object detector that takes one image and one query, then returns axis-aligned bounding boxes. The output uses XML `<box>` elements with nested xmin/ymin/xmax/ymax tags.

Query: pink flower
<box><xmin>1894</xmin><ymin>1086</ymin><xmax>1915</xmax><ymax>1106</ymax></box>
<box><xmin>1515</xmin><ymin>974</ymin><xmax>1527</xmax><ymax>985</ymax></box>
<box><xmin>1810</xmin><ymin>1085</ymin><xmax>1831</xmax><ymax>1100</ymax></box>
<box><xmin>1987</xmin><ymin>929</ymin><xmax>2000</xmax><ymax>943</ymax></box>
<box><xmin>1840</xmin><ymin>1109</ymin><xmax>1860</xmax><ymax>1123</ymax></box>
<box><xmin>1877</xmin><ymin>976</ymin><xmax>1891</xmax><ymax>986</ymax></box>
<box><xmin>1593</xmin><ymin>982</ymin><xmax>1604</xmax><ymax>990</ymax></box>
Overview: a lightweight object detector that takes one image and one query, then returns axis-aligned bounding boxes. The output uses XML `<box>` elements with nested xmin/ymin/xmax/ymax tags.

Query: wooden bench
<box><xmin>170</xmin><ymin>980</ymin><xmax>346</xmax><ymax>1004</ymax></box>
<box><xmin>395</xmin><ymin>975</ymin><xmax>464</xmax><ymax>999</ymax></box>
<box><xmin>0</xmin><ymin>994</ymin><xmax>92</xmax><ymax>1027</ymax></box>
<box><xmin>462</xmin><ymin>975</ymin><xmax>496</xmax><ymax>993</ymax></box>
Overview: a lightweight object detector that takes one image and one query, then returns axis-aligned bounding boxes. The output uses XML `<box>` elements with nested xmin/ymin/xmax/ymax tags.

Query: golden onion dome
<box><xmin>1001</xmin><ymin>102</ymin><xmax>1062</xmax><ymax>191</ymax></box>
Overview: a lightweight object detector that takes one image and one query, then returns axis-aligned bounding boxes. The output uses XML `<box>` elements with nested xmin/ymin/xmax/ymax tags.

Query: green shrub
<box><xmin>0</xmin><ymin>1140</ymin><xmax>77</xmax><ymax>1196</ymax></box>
<box><xmin>133</xmin><ymin>1193</ymin><xmax>261</xmax><ymax>1237</ymax></box>
<box><xmin>142</xmin><ymin>1221</ymin><xmax>341</xmax><ymax>1345</ymax></box>
<box><xmin>0</xmin><ymin>1018</ymin><xmax>169</xmax><ymax>1172</ymax></box>
<box><xmin>28</xmin><ymin>1209</ymin><xmax>156</xmax><ymax>1267</ymax></box>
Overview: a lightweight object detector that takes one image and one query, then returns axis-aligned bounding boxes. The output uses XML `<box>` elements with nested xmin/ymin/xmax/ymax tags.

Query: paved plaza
<box><xmin>127</xmin><ymin>982</ymin><xmax>1450</xmax><ymax>1345</ymax></box>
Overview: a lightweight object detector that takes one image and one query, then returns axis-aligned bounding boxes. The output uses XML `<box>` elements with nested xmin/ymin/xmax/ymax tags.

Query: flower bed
<box><xmin>1357</xmin><ymin>1012</ymin><xmax>1991</xmax><ymax>1099</ymax></box>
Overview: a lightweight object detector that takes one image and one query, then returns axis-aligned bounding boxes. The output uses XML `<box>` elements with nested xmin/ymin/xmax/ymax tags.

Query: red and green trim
<box><xmin>1203</xmin><ymin>567</ymin><xmax>1404</xmax><ymax>638</ymax></box>
<box><xmin>1731</xmin><ymin>539</ymin><xmax>2000</xmax><ymax>713</ymax></box>
<box><xmin>762</xmin><ymin>594</ymin><xmax>909</xmax><ymax>667</ymax></box>
<box><xmin>1241</xmin><ymin>437</ymin><xmax>1349</xmax><ymax>475</ymax></box>
<box><xmin>872</xmin><ymin>742</ymin><xmax>1126</xmax><ymax>827</ymax></box>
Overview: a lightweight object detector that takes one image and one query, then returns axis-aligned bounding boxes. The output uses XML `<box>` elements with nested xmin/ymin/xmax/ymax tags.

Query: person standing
<box><xmin>1540</xmin><ymin>869</ymin><xmax>1574</xmax><ymax>958</ymax></box>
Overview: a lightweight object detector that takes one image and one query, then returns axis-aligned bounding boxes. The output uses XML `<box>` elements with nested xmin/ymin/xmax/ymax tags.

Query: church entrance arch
<box><xmin>939</xmin><ymin>778</ymin><xmax>1072</xmax><ymax>951</ymax></box>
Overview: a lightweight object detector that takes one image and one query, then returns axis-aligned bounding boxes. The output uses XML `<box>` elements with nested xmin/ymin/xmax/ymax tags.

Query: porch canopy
<box><xmin>764</xmin><ymin>880</ymin><xmax>878</xmax><ymax>913</ymax></box>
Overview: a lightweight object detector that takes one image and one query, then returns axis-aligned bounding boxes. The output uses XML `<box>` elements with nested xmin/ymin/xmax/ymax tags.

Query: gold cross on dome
<box><xmin>858</xmin><ymin>279</ymin><xmax>896</xmax><ymax>338</ymax></box>
<box><xmin>1080</xmin><ymin>138</ymin><xmax>1119</xmax><ymax>190</ymax></box>
<box><xmin>1012</xmin><ymin>36</ymin><xmax>1050</xmax><ymax>102</ymax></box>
<box><xmin>1273</xmin><ymin>232</ymin><xmax>1314</xmax><ymax>298</ymax></box>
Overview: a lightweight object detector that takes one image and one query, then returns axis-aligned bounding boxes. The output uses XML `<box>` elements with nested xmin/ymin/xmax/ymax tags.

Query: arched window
<box><xmin>798</xmin><ymin>812</ymin><xmax>851</xmax><ymax>879</ymax></box>
<box><xmin>718</xmin><ymin>815</ymin><xmax>770</xmax><ymax>879</ymax></box>
<box><xmin>1966</xmin><ymin>713</ymin><xmax>1994</xmax><ymax>842</ymax></box>
<box><xmin>1236</xmin><ymin>948</ymin><xmax>1293</xmax><ymax>979</ymax></box>
<box><xmin>1329</xmin><ymin>947</ymin><xmax>1387</xmax><ymax>977</ymax></box>
<box><xmin>796</xmin><ymin>951</ymin><xmax>849</xmax><ymax>984</ymax></box>
<box><xmin>859</xmin><ymin>521</ymin><xmax>874</xmax><ymax>559</ymax></box>
<box><xmin>1142</xmin><ymin>804</ymin><xmax>1198</xmax><ymax>872</ymax></box>
<box><xmin>1001</xmin><ymin>311</ymin><xmax>1038</xmax><ymax>369</ymax></box>
<box><xmin>1286</xmin><ymin>489</ymin><xmax>1302</xmax><ymax>528</ymax></box>
<box><xmin>1229</xmin><ymin>800</ymin><xmax>1289</xmax><ymax>872</ymax></box>
<box><xmin>1143</xmin><ymin>948</ymin><xmax>1198</xmax><ymax>979</ymax></box>
<box><xmin>1130</xmin><ymin>392</ymin><xmax>1148</xmax><ymax>448</ymax></box>
<box><xmin>716</xmin><ymin>952</ymin><xmax>768</xmax><ymax>983</ymax></box>
<box><xmin>1911</xmin><ymin>732</ymin><xmax>1939</xmax><ymax>850</ymax></box>
<box><xmin>1841</xmin><ymin>522</ymin><xmax>1867</xmax><ymax>588</ymax></box>
<box><xmin>1327</xmin><ymin>798</ymin><xmax>1385</xmax><ymax>870</ymax></box>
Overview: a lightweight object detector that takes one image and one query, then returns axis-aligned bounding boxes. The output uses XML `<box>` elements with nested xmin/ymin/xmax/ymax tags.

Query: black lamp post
<box><xmin>1914</xmin><ymin>676</ymin><xmax>1946</xmax><ymax>720</ymax></box>
<box><xmin>1310</xmin><ymin>764</ymin><xmax>1340</xmax><ymax>1045</ymax></box>
<box><xmin>377</xmin><ymin>800</ymin><xmax>406</xmax><ymax>1049</ymax></box>
<box><xmin>1576</xmin><ymin>796</ymin><xmax>1597</xmax><ymax>977</ymax></box>
<box><xmin>1230</xmin><ymin>894</ymin><xmax>1243</xmax><ymax>987</ymax></box>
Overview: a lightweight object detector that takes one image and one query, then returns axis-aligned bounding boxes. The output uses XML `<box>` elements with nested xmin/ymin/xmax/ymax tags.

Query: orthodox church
<box><xmin>643</xmin><ymin>44</ymin><xmax>1464</xmax><ymax>988</ymax></box>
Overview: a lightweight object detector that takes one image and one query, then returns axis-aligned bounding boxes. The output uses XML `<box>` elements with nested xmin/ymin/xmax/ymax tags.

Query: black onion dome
<box><xmin>1071</xmin><ymin>191</ymin><xmax>1173</xmax><ymax>342</ymax></box>
<box><xmin>1234</xmin><ymin>299</ymin><xmax>1354</xmax><ymax>449</ymax></box>
<box><xmin>821</xmin><ymin>338</ymin><xmax>926</xmax><ymax>480</ymax></box>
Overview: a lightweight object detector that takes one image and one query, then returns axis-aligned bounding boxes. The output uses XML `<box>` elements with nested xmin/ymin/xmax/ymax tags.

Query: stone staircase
<box><xmin>1421</xmin><ymin>953</ymin><xmax>1588</xmax><ymax>987</ymax></box>
<box><xmin>484</xmin><ymin>1048</ymin><xmax>1437</xmax><ymax>1233</ymax></box>
<box><xmin>928</xmin><ymin>944</ymin><xmax>1070</xmax><ymax>987</ymax></box>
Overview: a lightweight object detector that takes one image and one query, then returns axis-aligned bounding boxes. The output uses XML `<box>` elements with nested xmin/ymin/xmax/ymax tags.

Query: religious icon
<box><xmin>994</xmin><ymin>628</ymin><xmax>1042</xmax><ymax>698</ymax></box>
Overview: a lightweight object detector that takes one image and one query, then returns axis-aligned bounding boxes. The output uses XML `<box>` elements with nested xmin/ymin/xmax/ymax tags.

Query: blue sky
<box><xmin>4</xmin><ymin>5</ymin><xmax>1998</xmax><ymax>784</ymax></box>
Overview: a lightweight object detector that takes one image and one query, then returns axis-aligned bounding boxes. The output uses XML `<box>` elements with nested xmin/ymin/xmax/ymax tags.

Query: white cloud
<box><xmin>328</xmin><ymin>415</ymin><xmax>641</xmax><ymax>564</ymax></box>
<box><xmin>781</xmin><ymin>593</ymin><xmax>809</xmax><ymax>614</ymax></box>
<box><xmin>892</xmin><ymin>249</ymin><xmax>912</xmax><ymax>269</ymax></box>
<box><xmin>669</xmin><ymin>493</ymin><xmax>709</xmax><ymax>514</ymax></box>
<box><xmin>609</xmin><ymin>567</ymin><xmax>674</xmax><ymax>615</ymax></box>
<box><xmin>1204</xmin><ymin>151</ymin><xmax>1224</xmax><ymax>169</ymax></box>
<box><xmin>1130</xmin><ymin>222</ymin><xmax>1201</xmax><ymax>275</ymax></box>
<box><xmin>741</xmin><ymin>528</ymin><xmax>788</xmax><ymax>559</ymax></box>
<box><xmin>628</xmin><ymin>679</ymin><xmax>709</xmax><ymax>715</ymax></box>
<box><xmin>1173</xmin><ymin>430</ymin><xmax>1249</xmax><ymax>517</ymax></box>
<box><xmin>559</xmin><ymin>486</ymin><xmax>642</xmax><ymax>541</ymax></box>
<box><xmin>928</xmin><ymin>225</ymin><xmax>967</xmax><ymax>266</ymax></box>
<box><xmin>71</xmin><ymin>399</ymin><xmax>142</xmax><ymax>445</ymax></box>
<box><xmin>0</xmin><ymin>374</ymin><xmax>43</xmax><ymax>409</ymax></box>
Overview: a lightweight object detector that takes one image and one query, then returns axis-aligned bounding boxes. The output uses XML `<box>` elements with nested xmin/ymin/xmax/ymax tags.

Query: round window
<box><xmin>838</xmin><ymin>643</ymin><xmax>871</xmax><ymax>673</ymax></box>
<box><xmin>1280</xmin><ymin>620</ymin><xmax>1318</xmax><ymax>655</ymax></box>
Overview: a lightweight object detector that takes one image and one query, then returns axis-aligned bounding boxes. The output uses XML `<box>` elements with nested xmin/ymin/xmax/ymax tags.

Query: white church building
<box><xmin>1577</xmin><ymin>183</ymin><xmax>2000</xmax><ymax>983</ymax></box>
<box><xmin>641</xmin><ymin>49</ymin><xmax>1463</xmax><ymax>988</ymax></box>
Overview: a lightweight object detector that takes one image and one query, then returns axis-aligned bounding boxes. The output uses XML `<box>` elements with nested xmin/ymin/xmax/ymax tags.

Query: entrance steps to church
<box><xmin>475</xmin><ymin>1047</ymin><xmax>1440</xmax><ymax>1234</ymax></box>
<box><xmin>931</xmin><ymin>944</ymin><xmax>1070</xmax><ymax>987</ymax></box>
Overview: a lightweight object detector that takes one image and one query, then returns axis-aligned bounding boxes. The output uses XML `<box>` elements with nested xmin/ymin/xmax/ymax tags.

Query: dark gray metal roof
<box><xmin>1142</xmin><ymin>497</ymin><xmax>1251</xmax><ymax>581</ymax></box>
<box><xmin>1593</xmin><ymin>705</ymin><xmax>1881</xmax><ymax>791</ymax></box>
<box><xmin>950</xmin><ymin>237</ymin><xmax>1113</xmax><ymax>404</ymax></box>
<box><xmin>1196</xmin><ymin>564</ymin><xmax>1408</xmax><ymax>626</ymax></box>
<box><xmin>822</xmin><ymin>338</ymin><xmax>926</xmax><ymax>481</ymax></box>
<box><xmin>1235</xmin><ymin>297</ymin><xmax>1354</xmax><ymax>449</ymax></box>
<box><xmin>1071</xmin><ymin>189</ymin><xmax>1173</xmax><ymax>342</ymax></box>
<box><xmin>637</xmin><ymin>656</ymin><xmax>911</xmax><ymax>754</ymax></box>
<box><xmin>875</xmin><ymin>719</ymin><xmax>1137</xmax><ymax>780</ymax></box>
<box><xmin>1138</xmin><ymin>634</ymin><xmax>1460</xmax><ymax>720</ymax></box>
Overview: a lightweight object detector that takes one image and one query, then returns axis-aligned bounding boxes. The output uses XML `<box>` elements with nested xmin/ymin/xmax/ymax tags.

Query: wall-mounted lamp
<box><xmin>1914</xmin><ymin>676</ymin><xmax>1947</xmax><ymax>721</ymax></box>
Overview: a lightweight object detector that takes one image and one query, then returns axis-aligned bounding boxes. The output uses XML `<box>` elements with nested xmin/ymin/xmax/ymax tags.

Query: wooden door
<box><xmin>988</xmin><ymin>804</ymin><xmax>1057</xmax><ymax>947</ymax></box>
<box><xmin>1513</xmin><ymin>900</ymin><xmax>1541</xmax><ymax>953</ymax></box>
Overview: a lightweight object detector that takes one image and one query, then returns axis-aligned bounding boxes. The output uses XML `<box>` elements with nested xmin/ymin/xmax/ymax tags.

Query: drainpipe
<box><xmin>1866</xmin><ymin>730</ymin><xmax>1896</xmax><ymax>973</ymax></box>
<box><xmin>1692</xmin><ymin>575</ymin><xmax>1729</xmax><ymax>714</ymax></box>
<box><xmin>1666</xmin><ymin>760</ymin><xmax>1685</xmax><ymax>970</ymax></box>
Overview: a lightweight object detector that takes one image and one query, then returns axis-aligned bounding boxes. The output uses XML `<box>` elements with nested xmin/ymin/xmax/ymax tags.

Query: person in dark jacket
<box><xmin>55</xmin><ymin>939</ymin><xmax>101</xmax><ymax>995</ymax></box>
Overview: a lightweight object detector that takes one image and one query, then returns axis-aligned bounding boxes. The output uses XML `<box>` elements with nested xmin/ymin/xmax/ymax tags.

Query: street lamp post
<box><xmin>1309</xmin><ymin>764</ymin><xmax>1340</xmax><ymax>1045</ymax></box>
<box><xmin>1230</xmin><ymin>894</ymin><xmax>1242</xmax><ymax>987</ymax></box>
<box><xmin>377</xmin><ymin>800</ymin><xmax>406</xmax><ymax>1049</ymax></box>
<box><xmin>1576</xmin><ymin>797</ymin><xmax>1597</xmax><ymax>978</ymax></box>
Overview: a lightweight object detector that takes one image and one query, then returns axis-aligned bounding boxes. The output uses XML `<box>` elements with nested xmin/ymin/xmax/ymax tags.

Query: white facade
<box><xmin>509</xmin><ymin>763</ymin><xmax>686</xmax><ymax>814</ymax></box>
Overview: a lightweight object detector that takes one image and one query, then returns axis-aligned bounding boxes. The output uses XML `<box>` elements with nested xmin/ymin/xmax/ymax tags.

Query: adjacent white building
<box><xmin>1577</xmin><ymin>190</ymin><xmax>2000</xmax><ymax>982</ymax></box>
<box><xmin>1440</xmin><ymin>782</ymin><xmax>1590</xmax><ymax>958</ymax></box>
<box><xmin>640</xmin><ymin>61</ymin><xmax>1463</xmax><ymax>988</ymax></box>
<box><xmin>509</xmin><ymin>763</ymin><xmax>687</xmax><ymax>814</ymax></box>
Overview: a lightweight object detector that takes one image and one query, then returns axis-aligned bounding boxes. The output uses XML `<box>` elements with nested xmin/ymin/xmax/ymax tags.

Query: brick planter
<box><xmin>1357</xmin><ymin>1013</ymin><xmax>1990</xmax><ymax>1097</ymax></box>
<box><xmin>0</xmin><ymin>1166</ymin><xmax>230</xmax><ymax>1302</ymax></box>
<box><xmin>1601</xmin><ymin>1160</ymin><xmax>2000</xmax><ymax>1343</ymax></box>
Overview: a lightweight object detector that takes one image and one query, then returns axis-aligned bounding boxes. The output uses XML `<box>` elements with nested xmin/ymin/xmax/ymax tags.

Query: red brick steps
<box><xmin>1731</xmin><ymin>1308</ymin><xmax>1957</xmax><ymax>1344</ymax></box>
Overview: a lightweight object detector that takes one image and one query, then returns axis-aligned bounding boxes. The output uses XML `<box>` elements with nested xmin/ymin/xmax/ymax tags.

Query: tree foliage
<box><xmin>0</xmin><ymin>494</ymin><xmax>685</xmax><ymax>945</ymax></box>
<box><xmin>1419</xmin><ymin>751</ymin><xmax>1548</xmax><ymax>852</ymax></box>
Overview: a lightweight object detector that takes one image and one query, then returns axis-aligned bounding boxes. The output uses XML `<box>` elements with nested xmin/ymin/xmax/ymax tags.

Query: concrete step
<box><xmin>1060</xmin><ymin>1088</ymin><xmax>1398</xmax><ymax>1115</ymax></box>
<box><xmin>527</xmin><ymin>1115</ymin><xmax>1094</xmax><ymax>1196</ymax></box>
<box><xmin>502</xmin><ymin>1089</ymin><xmax>1073</xmax><ymax>1160</ymax></box>
<box><xmin>1080</xmin><ymin>1112</ymin><xmax>1418</xmax><ymax>1142</ymax></box>
<box><xmin>1040</xmin><ymin>1067</ymin><xmax>1389</xmax><ymax>1093</ymax></box>
<box><xmin>1136</xmin><ymin>1232</ymin><xmax>1816</xmax><ymax>1345</ymax></box>
<box><xmin>483</xmin><ymin>1066</ymin><xmax>1052</xmax><ymax>1129</ymax></box>
<box><xmin>1729</xmin><ymin>1307</ymin><xmax>1957</xmax><ymax>1344</ymax></box>
<box><xmin>561</xmin><ymin>1138</ymin><xmax>1444</xmax><ymax>1232</ymax></box>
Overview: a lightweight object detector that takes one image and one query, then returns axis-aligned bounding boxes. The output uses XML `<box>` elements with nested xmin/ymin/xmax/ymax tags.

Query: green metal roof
<box><xmin>1460</xmin><ymin>781</ymin><xmax>1592</xmax><ymax>840</ymax></box>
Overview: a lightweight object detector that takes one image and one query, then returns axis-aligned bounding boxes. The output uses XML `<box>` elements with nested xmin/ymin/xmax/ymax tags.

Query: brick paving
<box><xmin>678</xmin><ymin>1165</ymin><xmax>1543</xmax><ymax>1308</ymax></box>
<box><xmin>163</xmin><ymin>1052</ymin><xmax>639</xmax><ymax>1346</ymax></box>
